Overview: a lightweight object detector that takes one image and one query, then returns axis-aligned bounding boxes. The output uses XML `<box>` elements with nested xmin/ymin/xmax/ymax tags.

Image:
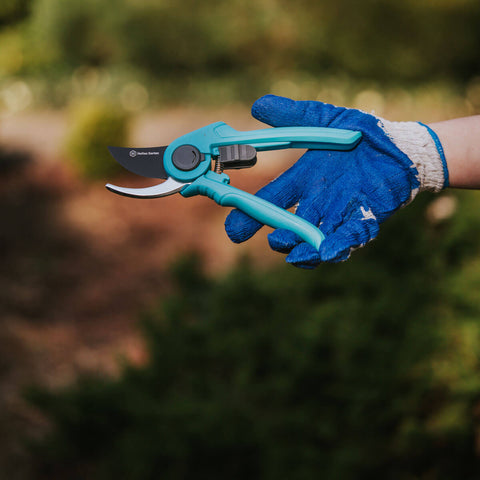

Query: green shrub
<box><xmin>64</xmin><ymin>98</ymin><xmax>130</xmax><ymax>180</ymax></box>
<box><xmin>22</xmin><ymin>0</ymin><xmax>480</xmax><ymax>88</ymax></box>
<box><xmin>27</xmin><ymin>192</ymin><xmax>480</xmax><ymax>479</ymax></box>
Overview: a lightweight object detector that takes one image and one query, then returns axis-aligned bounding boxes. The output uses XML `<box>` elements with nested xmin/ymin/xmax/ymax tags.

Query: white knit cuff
<box><xmin>378</xmin><ymin>119</ymin><xmax>446</xmax><ymax>194</ymax></box>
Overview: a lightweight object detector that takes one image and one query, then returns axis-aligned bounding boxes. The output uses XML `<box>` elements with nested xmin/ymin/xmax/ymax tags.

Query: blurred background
<box><xmin>2</xmin><ymin>0</ymin><xmax>480</xmax><ymax>478</ymax></box>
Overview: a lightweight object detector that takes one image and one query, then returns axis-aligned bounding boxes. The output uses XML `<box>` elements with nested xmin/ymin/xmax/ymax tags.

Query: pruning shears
<box><xmin>106</xmin><ymin>121</ymin><xmax>362</xmax><ymax>250</ymax></box>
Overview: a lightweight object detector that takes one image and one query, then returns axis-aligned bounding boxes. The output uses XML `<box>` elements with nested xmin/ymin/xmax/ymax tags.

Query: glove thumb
<box><xmin>252</xmin><ymin>94</ymin><xmax>349</xmax><ymax>128</ymax></box>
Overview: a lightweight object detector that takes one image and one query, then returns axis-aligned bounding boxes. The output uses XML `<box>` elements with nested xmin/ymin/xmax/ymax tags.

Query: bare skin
<box><xmin>430</xmin><ymin>116</ymin><xmax>480</xmax><ymax>189</ymax></box>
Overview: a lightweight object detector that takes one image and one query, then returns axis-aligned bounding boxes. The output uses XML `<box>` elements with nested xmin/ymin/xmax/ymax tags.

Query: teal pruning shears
<box><xmin>106</xmin><ymin>121</ymin><xmax>362</xmax><ymax>250</ymax></box>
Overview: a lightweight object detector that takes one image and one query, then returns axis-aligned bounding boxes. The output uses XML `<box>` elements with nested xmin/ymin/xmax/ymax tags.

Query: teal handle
<box><xmin>212</xmin><ymin>123</ymin><xmax>362</xmax><ymax>152</ymax></box>
<box><xmin>181</xmin><ymin>171</ymin><xmax>324</xmax><ymax>250</ymax></box>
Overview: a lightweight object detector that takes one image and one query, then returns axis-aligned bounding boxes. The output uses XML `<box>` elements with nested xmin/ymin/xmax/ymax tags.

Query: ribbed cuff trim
<box><xmin>418</xmin><ymin>122</ymin><xmax>449</xmax><ymax>188</ymax></box>
<box><xmin>379</xmin><ymin>119</ymin><xmax>446</xmax><ymax>193</ymax></box>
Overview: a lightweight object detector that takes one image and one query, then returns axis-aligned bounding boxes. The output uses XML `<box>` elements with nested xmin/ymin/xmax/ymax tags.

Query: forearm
<box><xmin>429</xmin><ymin>116</ymin><xmax>480</xmax><ymax>189</ymax></box>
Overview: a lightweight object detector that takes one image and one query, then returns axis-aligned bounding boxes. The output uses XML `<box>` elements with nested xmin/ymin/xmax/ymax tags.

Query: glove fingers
<box><xmin>267</xmin><ymin>181</ymin><xmax>329</xmax><ymax>253</ymax></box>
<box><xmin>267</xmin><ymin>198</ymin><xmax>327</xmax><ymax>253</ymax></box>
<box><xmin>224</xmin><ymin>165</ymin><xmax>303</xmax><ymax>244</ymax></box>
<box><xmin>252</xmin><ymin>94</ymin><xmax>349</xmax><ymax>128</ymax></box>
<box><xmin>318</xmin><ymin>194</ymin><xmax>379</xmax><ymax>263</ymax></box>
<box><xmin>225</xmin><ymin>209</ymin><xmax>263</xmax><ymax>243</ymax></box>
<box><xmin>282</xmin><ymin>217</ymin><xmax>378</xmax><ymax>268</ymax></box>
<box><xmin>280</xmin><ymin>196</ymin><xmax>379</xmax><ymax>266</ymax></box>
<box><xmin>268</xmin><ymin>177</ymin><xmax>350</xmax><ymax>254</ymax></box>
<box><xmin>319</xmin><ymin>217</ymin><xmax>380</xmax><ymax>263</ymax></box>
<box><xmin>268</xmin><ymin>169</ymin><xmax>347</xmax><ymax>254</ymax></box>
<box><xmin>285</xmin><ymin>242</ymin><xmax>322</xmax><ymax>269</ymax></box>
<box><xmin>268</xmin><ymin>228</ymin><xmax>302</xmax><ymax>252</ymax></box>
<box><xmin>267</xmin><ymin>204</ymin><xmax>369</xmax><ymax>258</ymax></box>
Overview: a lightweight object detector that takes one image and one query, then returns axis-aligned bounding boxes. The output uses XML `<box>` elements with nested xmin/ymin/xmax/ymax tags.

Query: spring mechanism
<box><xmin>214</xmin><ymin>158</ymin><xmax>224</xmax><ymax>174</ymax></box>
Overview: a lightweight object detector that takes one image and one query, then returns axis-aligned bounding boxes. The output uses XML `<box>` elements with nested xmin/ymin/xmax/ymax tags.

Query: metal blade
<box><xmin>105</xmin><ymin>177</ymin><xmax>187</xmax><ymax>199</ymax></box>
<box><xmin>108</xmin><ymin>145</ymin><xmax>168</xmax><ymax>179</ymax></box>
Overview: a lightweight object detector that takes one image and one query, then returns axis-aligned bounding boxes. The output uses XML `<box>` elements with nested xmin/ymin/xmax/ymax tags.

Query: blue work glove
<box><xmin>225</xmin><ymin>95</ymin><xmax>448</xmax><ymax>268</ymax></box>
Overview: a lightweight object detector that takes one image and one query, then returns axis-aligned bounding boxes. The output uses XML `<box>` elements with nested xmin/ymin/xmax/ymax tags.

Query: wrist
<box><xmin>428</xmin><ymin>116</ymin><xmax>480</xmax><ymax>189</ymax></box>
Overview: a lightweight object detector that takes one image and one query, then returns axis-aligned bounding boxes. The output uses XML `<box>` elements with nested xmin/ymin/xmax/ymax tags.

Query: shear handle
<box><xmin>212</xmin><ymin>123</ymin><xmax>362</xmax><ymax>152</ymax></box>
<box><xmin>181</xmin><ymin>171</ymin><xmax>324</xmax><ymax>250</ymax></box>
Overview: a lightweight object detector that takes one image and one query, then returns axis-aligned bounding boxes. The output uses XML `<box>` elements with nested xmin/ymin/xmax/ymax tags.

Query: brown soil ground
<box><xmin>0</xmin><ymin>108</ymin><xmax>299</xmax><ymax>478</ymax></box>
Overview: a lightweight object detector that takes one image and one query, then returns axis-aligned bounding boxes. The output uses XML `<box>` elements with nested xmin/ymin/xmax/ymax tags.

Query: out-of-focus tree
<box><xmin>17</xmin><ymin>0</ymin><xmax>480</xmax><ymax>87</ymax></box>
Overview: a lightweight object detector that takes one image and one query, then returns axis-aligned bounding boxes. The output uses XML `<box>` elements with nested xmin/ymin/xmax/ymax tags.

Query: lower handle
<box><xmin>181</xmin><ymin>172</ymin><xmax>324</xmax><ymax>250</ymax></box>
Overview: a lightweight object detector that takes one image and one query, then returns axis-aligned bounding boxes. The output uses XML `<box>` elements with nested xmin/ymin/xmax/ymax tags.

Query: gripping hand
<box><xmin>224</xmin><ymin>95</ymin><xmax>448</xmax><ymax>268</ymax></box>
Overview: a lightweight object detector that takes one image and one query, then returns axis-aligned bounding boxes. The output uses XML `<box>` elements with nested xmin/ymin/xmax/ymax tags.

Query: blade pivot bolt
<box><xmin>172</xmin><ymin>145</ymin><xmax>204</xmax><ymax>171</ymax></box>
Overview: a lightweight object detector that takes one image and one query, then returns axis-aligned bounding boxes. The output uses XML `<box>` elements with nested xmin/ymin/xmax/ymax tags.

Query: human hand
<box><xmin>224</xmin><ymin>95</ymin><xmax>448</xmax><ymax>268</ymax></box>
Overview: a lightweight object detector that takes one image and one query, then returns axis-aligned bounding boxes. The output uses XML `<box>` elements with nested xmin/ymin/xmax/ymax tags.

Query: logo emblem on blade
<box><xmin>108</xmin><ymin>145</ymin><xmax>169</xmax><ymax>179</ymax></box>
<box><xmin>129</xmin><ymin>149</ymin><xmax>162</xmax><ymax>159</ymax></box>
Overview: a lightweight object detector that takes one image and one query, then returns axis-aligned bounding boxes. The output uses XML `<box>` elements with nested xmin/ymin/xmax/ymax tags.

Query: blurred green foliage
<box><xmin>27</xmin><ymin>0</ymin><xmax>480</xmax><ymax>82</ymax></box>
<box><xmin>0</xmin><ymin>0</ymin><xmax>31</xmax><ymax>27</ymax></box>
<box><xmin>28</xmin><ymin>191</ymin><xmax>480</xmax><ymax>479</ymax></box>
<box><xmin>64</xmin><ymin>97</ymin><xmax>130</xmax><ymax>179</ymax></box>
<box><xmin>1</xmin><ymin>0</ymin><xmax>480</xmax><ymax>105</ymax></box>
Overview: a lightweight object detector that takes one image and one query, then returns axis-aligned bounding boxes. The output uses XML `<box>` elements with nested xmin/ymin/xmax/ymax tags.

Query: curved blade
<box><xmin>105</xmin><ymin>177</ymin><xmax>187</xmax><ymax>199</ymax></box>
<box><xmin>108</xmin><ymin>145</ymin><xmax>168</xmax><ymax>179</ymax></box>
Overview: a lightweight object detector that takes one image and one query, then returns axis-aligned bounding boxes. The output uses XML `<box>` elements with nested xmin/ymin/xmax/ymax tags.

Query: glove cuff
<box><xmin>378</xmin><ymin>119</ymin><xmax>448</xmax><ymax>193</ymax></box>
